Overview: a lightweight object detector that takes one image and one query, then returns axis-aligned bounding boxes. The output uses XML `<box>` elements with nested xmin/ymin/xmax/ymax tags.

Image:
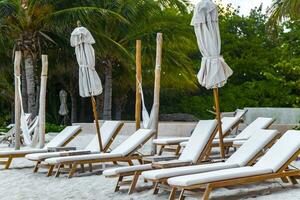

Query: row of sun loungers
<box><xmin>0</xmin><ymin>116</ymin><xmax>299</xmax><ymax>199</ymax></box>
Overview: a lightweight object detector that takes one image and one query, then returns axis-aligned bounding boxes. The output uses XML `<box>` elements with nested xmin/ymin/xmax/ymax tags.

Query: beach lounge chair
<box><xmin>43</xmin><ymin>128</ymin><xmax>155</xmax><ymax>178</ymax></box>
<box><xmin>0</xmin><ymin>125</ymin><xmax>82</xmax><ymax>169</ymax></box>
<box><xmin>167</xmin><ymin>130</ymin><xmax>300</xmax><ymax>200</ymax></box>
<box><xmin>25</xmin><ymin>121</ymin><xmax>124</xmax><ymax>173</ymax></box>
<box><xmin>154</xmin><ymin>110</ymin><xmax>247</xmax><ymax>155</ymax></box>
<box><xmin>103</xmin><ymin>120</ymin><xmax>218</xmax><ymax>194</ymax></box>
<box><xmin>141</xmin><ymin>129</ymin><xmax>279</xmax><ymax>195</ymax></box>
<box><xmin>180</xmin><ymin>117</ymin><xmax>275</xmax><ymax>150</ymax></box>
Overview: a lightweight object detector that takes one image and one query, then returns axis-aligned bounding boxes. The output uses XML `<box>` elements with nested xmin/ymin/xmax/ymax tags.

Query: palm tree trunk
<box><xmin>70</xmin><ymin>92</ymin><xmax>77</xmax><ymax>123</ymax></box>
<box><xmin>21</xmin><ymin>62</ymin><xmax>28</xmax><ymax>113</ymax></box>
<box><xmin>24</xmin><ymin>52</ymin><xmax>36</xmax><ymax>116</ymax></box>
<box><xmin>103</xmin><ymin>60</ymin><xmax>112</xmax><ymax>120</ymax></box>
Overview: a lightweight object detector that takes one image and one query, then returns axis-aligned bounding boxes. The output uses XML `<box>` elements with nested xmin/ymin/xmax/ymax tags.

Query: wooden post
<box><xmin>135</xmin><ymin>40</ymin><xmax>142</xmax><ymax>130</ymax></box>
<box><xmin>91</xmin><ymin>96</ymin><xmax>103</xmax><ymax>152</ymax></box>
<box><xmin>38</xmin><ymin>55</ymin><xmax>48</xmax><ymax>148</ymax></box>
<box><xmin>213</xmin><ymin>88</ymin><xmax>225</xmax><ymax>158</ymax></box>
<box><xmin>14</xmin><ymin>51</ymin><xmax>22</xmax><ymax>150</ymax></box>
<box><xmin>151</xmin><ymin>33</ymin><xmax>163</xmax><ymax>155</ymax></box>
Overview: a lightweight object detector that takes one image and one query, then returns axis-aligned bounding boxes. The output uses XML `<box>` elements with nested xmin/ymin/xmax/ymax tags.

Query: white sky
<box><xmin>190</xmin><ymin>0</ymin><xmax>273</xmax><ymax>16</ymax></box>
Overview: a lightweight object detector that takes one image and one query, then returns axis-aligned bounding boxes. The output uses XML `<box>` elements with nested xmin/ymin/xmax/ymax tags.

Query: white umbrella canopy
<box><xmin>58</xmin><ymin>90</ymin><xmax>69</xmax><ymax>116</ymax></box>
<box><xmin>191</xmin><ymin>0</ymin><xmax>233</xmax><ymax>89</ymax></box>
<box><xmin>70</xmin><ymin>24</ymin><xmax>103</xmax><ymax>151</ymax></box>
<box><xmin>70</xmin><ymin>26</ymin><xmax>102</xmax><ymax>97</ymax></box>
<box><xmin>191</xmin><ymin>0</ymin><xmax>233</xmax><ymax>158</ymax></box>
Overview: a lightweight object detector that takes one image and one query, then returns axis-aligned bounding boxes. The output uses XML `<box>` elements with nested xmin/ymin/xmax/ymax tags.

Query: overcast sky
<box><xmin>190</xmin><ymin>0</ymin><xmax>273</xmax><ymax>16</ymax></box>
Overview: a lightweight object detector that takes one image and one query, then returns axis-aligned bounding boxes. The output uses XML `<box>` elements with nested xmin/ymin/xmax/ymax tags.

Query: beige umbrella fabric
<box><xmin>191</xmin><ymin>0</ymin><xmax>233</xmax><ymax>89</ymax></box>
<box><xmin>70</xmin><ymin>25</ymin><xmax>103</xmax><ymax>151</ymax></box>
<box><xmin>70</xmin><ymin>26</ymin><xmax>102</xmax><ymax>97</ymax></box>
<box><xmin>191</xmin><ymin>0</ymin><xmax>233</xmax><ymax>158</ymax></box>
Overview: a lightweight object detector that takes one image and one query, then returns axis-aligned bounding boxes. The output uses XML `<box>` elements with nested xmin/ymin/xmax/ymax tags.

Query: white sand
<box><xmin>1</xmin><ymin>134</ymin><xmax>300</xmax><ymax>200</ymax></box>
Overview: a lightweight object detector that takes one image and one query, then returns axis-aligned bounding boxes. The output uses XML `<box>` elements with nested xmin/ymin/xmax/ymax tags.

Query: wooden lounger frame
<box><xmin>168</xmin><ymin>148</ymin><xmax>300</xmax><ymax>200</ymax></box>
<box><xmin>32</xmin><ymin>122</ymin><xmax>124</xmax><ymax>173</ymax></box>
<box><xmin>108</xmin><ymin>125</ymin><xmax>219</xmax><ymax>194</ymax></box>
<box><xmin>43</xmin><ymin>130</ymin><xmax>155</xmax><ymax>178</ymax></box>
<box><xmin>215</xmin><ymin>118</ymin><xmax>276</xmax><ymax>153</ymax></box>
<box><xmin>157</xmin><ymin>117</ymin><xmax>244</xmax><ymax>156</ymax></box>
<box><xmin>0</xmin><ymin>128</ymin><xmax>82</xmax><ymax>169</ymax></box>
<box><xmin>146</xmin><ymin>133</ymin><xmax>280</xmax><ymax>196</ymax></box>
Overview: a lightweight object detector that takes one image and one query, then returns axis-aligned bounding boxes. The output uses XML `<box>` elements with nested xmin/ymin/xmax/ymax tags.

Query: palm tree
<box><xmin>0</xmin><ymin>0</ymin><xmax>124</xmax><ymax>117</ymax></box>
<box><xmin>89</xmin><ymin>0</ymin><xmax>197</xmax><ymax>119</ymax></box>
<box><xmin>269</xmin><ymin>0</ymin><xmax>300</xmax><ymax>23</ymax></box>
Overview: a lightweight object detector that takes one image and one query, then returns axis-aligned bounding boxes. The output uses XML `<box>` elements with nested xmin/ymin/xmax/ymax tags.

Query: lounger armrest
<box><xmin>143</xmin><ymin>155</ymin><xmax>179</xmax><ymax>163</ymax></box>
<box><xmin>59</xmin><ymin>151</ymin><xmax>91</xmax><ymax>157</ymax></box>
<box><xmin>47</xmin><ymin>147</ymin><xmax>77</xmax><ymax>152</ymax></box>
<box><xmin>152</xmin><ymin>160</ymin><xmax>192</xmax><ymax>169</ymax></box>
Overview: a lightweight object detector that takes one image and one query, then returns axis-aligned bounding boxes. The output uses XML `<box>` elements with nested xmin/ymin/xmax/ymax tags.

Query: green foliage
<box><xmin>0</xmin><ymin>1</ymin><xmax>299</xmax><ymax>123</ymax></box>
<box><xmin>45</xmin><ymin>123</ymin><xmax>66</xmax><ymax>133</ymax></box>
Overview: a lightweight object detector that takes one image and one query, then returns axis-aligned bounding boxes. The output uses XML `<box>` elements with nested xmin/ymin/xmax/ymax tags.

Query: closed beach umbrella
<box><xmin>58</xmin><ymin>90</ymin><xmax>69</xmax><ymax>116</ymax></box>
<box><xmin>191</xmin><ymin>0</ymin><xmax>233</xmax><ymax>158</ymax></box>
<box><xmin>70</xmin><ymin>21</ymin><xmax>103</xmax><ymax>151</ymax></box>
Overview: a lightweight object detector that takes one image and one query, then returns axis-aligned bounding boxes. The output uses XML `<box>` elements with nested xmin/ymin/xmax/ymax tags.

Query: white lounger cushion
<box><xmin>178</xmin><ymin>120</ymin><xmax>217</xmax><ymax>163</ymax></box>
<box><xmin>110</xmin><ymin>129</ymin><xmax>154</xmax><ymax>156</ymax></box>
<box><xmin>167</xmin><ymin>166</ymin><xmax>272</xmax><ymax>187</ymax></box>
<box><xmin>152</xmin><ymin>137</ymin><xmax>190</xmax><ymax>145</ymax></box>
<box><xmin>142</xmin><ymin>162</ymin><xmax>238</xmax><ymax>180</ymax></box>
<box><xmin>254</xmin><ymin>130</ymin><xmax>300</xmax><ymax>172</ymax></box>
<box><xmin>45</xmin><ymin>129</ymin><xmax>154</xmax><ymax>165</ymax></box>
<box><xmin>183</xmin><ymin>117</ymin><xmax>274</xmax><ymax>148</ymax></box>
<box><xmin>103</xmin><ymin>164</ymin><xmax>153</xmax><ymax>176</ymax></box>
<box><xmin>168</xmin><ymin>130</ymin><xmax>300</xmax><ymax>187</ymax></box>
<box><xmin>141</xmin><ymin>129</ymin><xmax>278</xmax><ymax>180</ymax></box>
<box><xmin>25</xmin><ymin>150</ymin><xmax>89</xmax><ymax>160</ymax></box>
<box><xmin>214</xmin><ymin>116</ymin><xmax>240</xmax><ymax>138</ymax></box>
<box><xmin>153</xmin><ymin>117</ymin><xmax>238</xmax><ymax>145</ymax></box>
<box><xmin>45</xmin><ymin>153</ymin><xmax>123</xmax><ymax>164</ymax></box>
<box><xmin>26</xmin><ymin>121</ymin><xmax>122</xmax><ymax>161</ymax></box>
<box><xmin>0</xmin><ymin>148</ymin><xmax>47</xmax><ymax>156</ymax></box>
<box><xmin>45</xmin><ymin>125</ymin><xmax>81</xmax><ymax>148</ymax></box>
<box><xmin>226</xmin><ymin>130</ymin><xmax>278</xmax><ymax>166</ymax></box>
<box><xmin>86</xmin><ymin>121</ymin><xmax>122</xmax><ymax>151</ymax></box>
<box><xmin>235</xmin><ymin>117</ymin><xmax>273</xmax><ymax>140</ymax></box>
<box><xmin>0</xmin><ymin>125</ymin><xmax>81</xmax><ymax>156</ymax></box>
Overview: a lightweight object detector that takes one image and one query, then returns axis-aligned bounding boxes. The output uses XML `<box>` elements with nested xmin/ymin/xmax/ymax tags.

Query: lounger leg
<box><xmin>80</xmin><ymin>164</ymin><xmax>85</xmax><ymax>173</ymax></box>
<box><xmin>68</xmin><ymin>163</ymin><xmax>78</xmax><ymax>178</ymax></box>
<box><xmin>113</xmin><ymin>161</ymin><xmax>118</xmax><ymax>165</ymax></box>
<box><xmin>203</xmin><ymin>184</ymin><xmax>212</xmax><ymax>200</ymax></box>
<box><xmin>89</xmin><ymin>164</ymin><xmax>93</xmax><ymax>172</ymax></box>
<box><xmin>33</xmin><ymin>161</ymin><xmax>40</xmax><ymax>173</ymax></box>
<box><xmin>47</xmin><ymin>165</ymin><xmax>54</xmax><ymax>177</ymax></box>
<box><xmin>114</xmin><ymin>176</ymin><xmax>123</xmax><ymax>192</ymax></box>
<box><xmin>288</xmin><ymin>176</ymin><xmax>298</xmax><ymax>185</ymax></box>
<box><xmin>179</xmin><ymin>189</ymin><xmax>185</xmax><ymax>200</ymax></box>
<box><xmin>175</xmin><ymin>145</ymin><xmax>181</xmax><ymax>155</ymax></box>
<box><xmin>4</xmin><ymin>156</ymin><xmax>12</xmax><ymax>169</ymax></box>
<box><xmin>158</xmin><ymin>145</ymin><xmax>165</xmax><ymax>155</ymax></box>
<box><xmin>128</xmin><ymin>160</ymin><xmax>133</xmax><ymax>166</ymax></box>
<box><xmin>281</xmin><ymin>177</ymin><xmax>289</xmax><ymax>183</ymax></box>
<box><xmin>168</xmin><ymin>187</ymin><xmax>177</xmax><ymax>200</ymax></box>
<box><xmin>54</xmin><ymin>164</ymin><xmax>62</xmax><ymax>177</ymax></box>
<box><xmin>138</xmin><ymin>159</ymin><xmax>143</xmax><ymax>164</ymax></box>
<box><xmin>128</xmin><ymin>172</ymin><xmax>140</xmax><ymax>195</ymax></box>
<box><xmin>153</xmin><ymin>182</ymin><xmax>160</xmax><ymax>195</ymax></box>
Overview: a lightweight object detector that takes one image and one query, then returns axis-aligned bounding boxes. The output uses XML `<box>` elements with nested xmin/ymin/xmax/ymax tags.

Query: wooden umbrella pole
<box><xmin>135</xmin><ymin>40</ymin><xmax>142</xmax><ymax>130</ymax></box>
<box><xmin>91</xmin><ymin>96</ymin><xmax>103</xmax><ymax>152</ymax></box>
<box><xmin>150</xmin><ymin>33</ymin><xmax>163</xmax><ymax>155</ymax></box>
<box><xmin>14</xmin><ymin>51</ymin><xmax>22</xmax><ymax>150</ymax></box>
<box><xmin>213</xmin><ymin>88</ymin><xmax>225</xmax><ymax>158</ymax></box>
<box><xmin>38</xmin><ymin>55</ymin><xmax>48</xmax><ymax>148</ymax></box>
